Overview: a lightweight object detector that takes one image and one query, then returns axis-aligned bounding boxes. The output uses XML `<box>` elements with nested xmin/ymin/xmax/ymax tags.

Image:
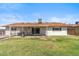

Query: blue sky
<box><xmin>0</xmin><ymin>3</ymin><xmax>79</xmax><ymax>25</ymax></box>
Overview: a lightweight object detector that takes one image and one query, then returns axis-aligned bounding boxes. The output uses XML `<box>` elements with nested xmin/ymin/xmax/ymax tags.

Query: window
<box><xmin>48</xmin><ymin>28</ymin><xmax>51</xmax><ymax>30</ymax></box>
<box><xmin>11</xmin><ymin>27</ymin><xmax>16</xmax><ymax>30</ymax></box>
<box><xmin>6</xmin><ymin>27</ymin><xmax>9</xmax><ymax>30</ymax></box>
<box><xmin>52</xmin><ymin>28</ymin><xmax>61</xmax><ymax>31</ymax></box>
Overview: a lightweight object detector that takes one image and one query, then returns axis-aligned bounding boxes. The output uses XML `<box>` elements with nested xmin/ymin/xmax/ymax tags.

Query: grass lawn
<box><xmin>0</xmin><ymin>36</ymin><xmax>79</xmax><ymax>56</ymax></box>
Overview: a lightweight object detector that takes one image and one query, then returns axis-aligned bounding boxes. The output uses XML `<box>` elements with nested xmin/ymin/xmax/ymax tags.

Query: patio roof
<box><xmin>3</xmin><ymin>22</ymin><xmax>68</xmax><ymax>27</ymax></box>
<box><xmin>68</xmin><ymin>24</ymin><xmax>79</xmax><ymax>27</ymax></box>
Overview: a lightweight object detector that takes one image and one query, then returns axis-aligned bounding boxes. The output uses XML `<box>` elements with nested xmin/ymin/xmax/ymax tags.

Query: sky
<box><xmin>0</xmin><ymin>3</ymin><xmax>79</xmax><ymax>25</ymax></box>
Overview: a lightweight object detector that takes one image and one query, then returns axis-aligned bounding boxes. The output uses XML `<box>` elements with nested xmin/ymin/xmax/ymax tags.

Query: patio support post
<box><xmin>1</xmin><ymin>31</ymin><xmax>3</xmax><ymax>36</ymax></box>
<box><xmin>22</xmin><ymin>26</ymin><xmax>24</xmax><ymax>37</ymax></box>
<box><xmin>15</xmin><ymin>27</ymin><xmax>17</xmax><ymax>36</ymax></box>
<box><xmin>9</xmin><ymin>26</ymin><xmax>11</xmax><ymax>37</ymax></box>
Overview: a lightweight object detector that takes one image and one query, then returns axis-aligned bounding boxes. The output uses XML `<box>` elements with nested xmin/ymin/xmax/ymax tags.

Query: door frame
<box><xmin>32</xmin><ymin>28</ymin><xmax>40</xmax><ymax>35</ymax></box>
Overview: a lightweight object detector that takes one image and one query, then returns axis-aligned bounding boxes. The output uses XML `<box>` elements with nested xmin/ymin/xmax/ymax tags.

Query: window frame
<box><xmin>52</xmin><ymin>27</ymin><xmax>62</xmax><ymax>31</ymax></box>
<box><xmin>11</xmin><ymin>27</ymin><xmax>17</xmax><ymax>31</ymax></box>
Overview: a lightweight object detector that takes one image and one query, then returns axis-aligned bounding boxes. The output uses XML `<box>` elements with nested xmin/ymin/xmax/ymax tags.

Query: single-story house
<box><xmin>1</xmin><ymin>20</ymin><xmax>79</xmax><ymax>36</ymax></box>
<box><xmin>3</xmin><ymin>22</ymin><xmax>68</xmax><ymax>36</ymax></box>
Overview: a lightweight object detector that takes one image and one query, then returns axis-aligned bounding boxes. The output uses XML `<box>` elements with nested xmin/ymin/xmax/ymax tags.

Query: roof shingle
<box><xmin>4</xmin><ymin>22</ymin><xmax>68</xmax><ymax>27</ymax></box>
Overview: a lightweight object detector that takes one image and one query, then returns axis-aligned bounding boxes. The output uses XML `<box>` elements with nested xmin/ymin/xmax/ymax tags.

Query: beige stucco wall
<box><xmin>40</xmin><ymin>27</ymin><xmax>46</xmax><ymax>35</ymax></box>
<box><xmin>5</xmin><ymin>27</ymin><xmax>67</xmax><ymax>36</ymax></box>
<box><xmin>23</xmin><ymin>27</ymin><xmax>32</xmax><ymax>35</ymax></box>
<box><xmin>46</xmin><ymin>27</ymin><xmax>67</xmax><ymax>36</ymax></box>
<box><xmin>5</xmin><ymin>27</ymin><xmax>21</xmax><ymax>36</ymax></box>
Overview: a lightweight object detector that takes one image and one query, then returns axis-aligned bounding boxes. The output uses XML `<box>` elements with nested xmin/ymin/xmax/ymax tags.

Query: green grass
<box><xmin>0</xmin><ymin>36</ymin><xmax>79</xmax><ymax>56</ymax></box>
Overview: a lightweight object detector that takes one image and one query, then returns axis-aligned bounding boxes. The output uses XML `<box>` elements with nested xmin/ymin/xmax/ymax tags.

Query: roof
<box><xmin>3</xmin><ymin>22</ymin><xmax>68</xmax><ymax>27</ymax></box>
<box><xmin>75</xmin><ymin>24</ymin><xmax>79</xmax><ymax>27</ymax></box>
<box><xmin>68</xmin><ymin>24</ymin><xmax>79</xmax><ymax>27</ymax></box>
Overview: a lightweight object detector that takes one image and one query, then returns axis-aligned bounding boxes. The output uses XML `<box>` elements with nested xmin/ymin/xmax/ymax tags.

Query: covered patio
<box><xmin>7</xmin><ymin>27</ymin><xmax>46</xmax><ymax>36</ymax></box>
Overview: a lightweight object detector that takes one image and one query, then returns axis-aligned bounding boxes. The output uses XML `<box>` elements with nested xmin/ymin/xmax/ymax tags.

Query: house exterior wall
<box><xmin>5</xmin><ymin>26</ymin><xmax>11</xmax><ymax>36</ymax></box>
<box><xmin>0</xmin><ymin>30</ymin><xmax>5</xmax><ymax>36</ymax></box>
<box><xmin>46</xmin><ymin>27</ymin><xmax>67</xmax><ymax>36</ymax></box>
<box><xmin>5</xmin><ymin>27</ymin><xmax>46</xmax><ymax>36</ymax></box>
<box><xmin>40</xmin><ymin>27</ymin><xmax>46</xmax><ymax>35</ymax></box>
<box><xmin>5</xmin><ymin>27</ymin><xmax>20</xmax><ymax>36</ymax></box>
<box><xmin>0</xmin><ymin>27</ymin><xmax>6</xmax><ymax>36</ymax></box>
<box><xmin>5</xmin><ymin>30</ymin><xmax>11</xmax><ymax>36</ymax></box>
<box><xmin>5</xmin><ymin>27</ymin><xmax>67</xmax><ymax>36</ymax></box>
<box><xmin>23</xmin><ymin>27</ymin><xmax>32</xmax><ymax>35</ymax></box>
